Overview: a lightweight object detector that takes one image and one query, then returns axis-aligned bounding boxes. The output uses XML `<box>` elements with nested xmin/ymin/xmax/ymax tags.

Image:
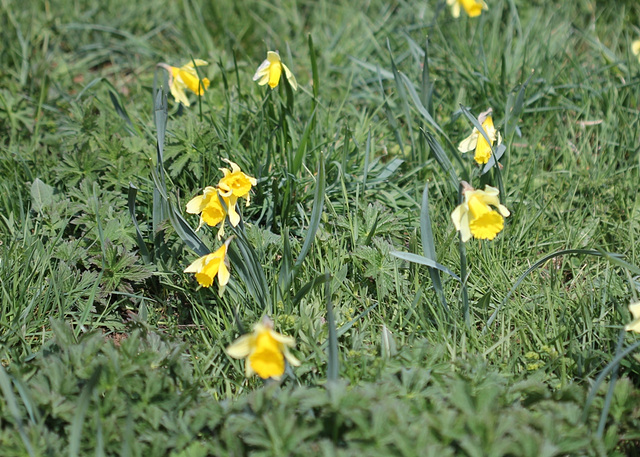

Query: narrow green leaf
<box><xmin>292</xmin><ymin>108</ymin><xmax>316</xmax><ymax>175</ymax></box>
<box><xmin>399</xmin><ymin>72</ymin><xmax>446</xmax><ymax>138</ymax></box>
<box><xmin>291</xmin><ymin>274</ymin><xmax>332</xmax><ymax>308</ymax></box>
<box><xmin>308</xmin><ymin>34</ymin><xmax>319</xmax><ymax>101</ymax></box>
<box><xmin>420</xmin><ymin>181</ymin><xmax>448</xmax><ymax>311</ymax></box>
<box><xmin>150</xmin><ymin>167</ymin><xmax>208</xmax><ymax>256</ymax></box>
<box><xmin>387</xmin><ymin>40</ymin><xmax>416</xmax><ymax>157</ymax></box>
<box><xmin>390</xmin><ymin>250</ymin><xmax>461</xmax><ymax>281</ymax></box>
<box><xmin>293</xmin><ymin>152</ymin><xmax>325</xmax><ymax>272</ymax></box>
<box><xmin>325</xmin><ymin>273</ymin><xmax>339</xmax><ymax>382</ymax></box>
<box><xmin>127</xmin><ymin>183</ymin><xmax>151</xmax><ymax>263</ymax></box>
<box><xmin>505</xmin><ymin>71</ymin><xmax>533</xmax><ymax>140</ymax></box>
<box><xmin>421</xmin><ymin>130</ymin><xmax>458</xmax><ymax>191</ymax></box>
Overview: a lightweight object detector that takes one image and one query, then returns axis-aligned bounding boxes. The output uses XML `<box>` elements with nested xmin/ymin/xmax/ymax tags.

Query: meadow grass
<box><xmin>1</xmin><ymin>0</ymin><xmax>640</xmax><ymax>455</ymax></box>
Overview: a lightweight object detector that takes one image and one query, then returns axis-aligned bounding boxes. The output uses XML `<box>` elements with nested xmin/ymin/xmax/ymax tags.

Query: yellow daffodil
<box><xmin>186</xmin><ymin>186</ymin><xmax>228</xmax><ymax>236</ymax></box>
<box><xmin>217</xmin><ymin>159</ymin><xmax>257</xmax><ymax>203</ymax></box>
<box><xmin>632</xmin><ymin>40</ymin><xmax>640</xmax><ymax>63</ymax></box>
<box><xmin>451</xmin><ymin>183</ymin><xmax>510</xmax><ymax>242</ymax></box>
<box><xmin>226</xmin><ymin>316</ymin><xmax>300</xmax><ymax>380</ymax></box>
<box><xmin>158</xmin><ymin>60</ymin><xmax>210</xmax><ymax>107</ymax></box>
<box><xmin>625</xmin><ymin>302</ymin><xmax>640</xmax><ymax>333</ymax></box>
<box><xmin>217</xmin><ymin>159</ymin><xmax>257</xmax><ymax>227</ymax></box>
<box><xmin>447</xmin><ymin>0</ymin><xmax>487</xmax><ymax>18</ymax></box>
<box><xmin>253</xmin><ymin>51</ymin><xmax>298</xmax><ymax>90</ymax></box>
<box><xmin>184</xmin><ymin>239</ymin><xmax>231</xmax><ymax>294</ymax></box>
<box><xmin>458</xmin><ymin>109</ymin><xmax>501</xmax><ymax>165</ymax></box>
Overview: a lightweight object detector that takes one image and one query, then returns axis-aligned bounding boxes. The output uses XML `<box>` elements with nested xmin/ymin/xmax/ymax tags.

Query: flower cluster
<box><xmin>183</xmin><ymin>160</ymin><xmax>256</xmax><ymax>293</ymax></box>
<box><xmin>186</xmin><ymin>159</ymin><xmax>257</xmax><ymax>238</ymax></box>
<box><xmin>451</xmin><ymin>107</ymin><xmax>509</xmax><ymax>242</ymax></box>
<box><xmin>159</xmin><ymin>50</ymin><xmax>298</xmax><ymax>108</ymax></box>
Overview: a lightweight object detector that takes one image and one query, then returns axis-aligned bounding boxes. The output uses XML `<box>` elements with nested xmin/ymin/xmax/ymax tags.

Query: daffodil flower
<box><xmin>253</xmin><ymin>51</ymin><xmax>297</xmax><ymax>90</ymax></box>
<box><xmin>184</xmin><ymin>239</ymin><xmax>232</xmax><ymax>294</ymax></box>
<box><xmin>632</xmin><ymin>40</ymin><xmax>640</xmax><ymax>64</ymax></box>
<box><xmin>458</xmin><ymin>109</ymin><xmax>501</xmax><ymax>165</ymax></box>
<box><xmin>157</xmin><ymin>60</ymin><xmax>210</xmax><ymax>107</ymax></box>
<box><xmin>217</xmin><ymin>159</ymin><xmax>257</xmax><ymax>203</ymax></box>
<box><xmin>217</xmin><ymin>159</ymin><xmax>257</xmax><ymax>227</ymax></box>
<box><xmin>186</xmin><ymin>186</ymin><xmax>228</xmax><ymax>237</ymax></box>
<box><xmin>447</xmin><ymin>0</ymin><xmax>487</xmax><ymax>18</ymax></box>
<box><xmin>625</xmin><ymin>302</ymin><xmax>640</xmax><ymax>332</ymax></box>
<box><xmin>226</xmin><ymin>316</ymin><xmax>300</xmax><ymax>380</ymax></box>
<box><xmin>451</xmin><ymin>183</ymin><xmax>510</xmax><ymax>242</ymax></box>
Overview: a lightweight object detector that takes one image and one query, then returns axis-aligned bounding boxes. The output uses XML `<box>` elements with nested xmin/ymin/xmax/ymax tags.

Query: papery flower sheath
<box><xmin>458</xmin><ymin>109</ymin><xmax>501</xmax><ymax>165</ymax></box>
<box><xmin>625</xmin><ymin>302</ymin><xmax>640</xmax><ymax>333</ymax></box>
<box><xmin>226</xmin><ymin>316</ymin><xmax>300</xmax><ymax>380</ymax></box>
<box><xmin>447</xmin><ymin>0</ymin><xmax>487</xmax><ymax>18</ymax></box>
<box><xmin>158</xmin><ymin>60</ymin><xmax>210</xmax><ymax>107</ymax></box>
<box><xmin>253</xmin><ymin>51</ymin><xmax>298</xmax><ymax>90</ymax></box>
<box><xmin>184</xmin><ymin>240</ymin><xmax>231</xmax><ymax>294</ymax></box>
<box><xmin>451</xmin><ymin>183</ymin><xmax>510</xmax><ymax>242</ymax></box>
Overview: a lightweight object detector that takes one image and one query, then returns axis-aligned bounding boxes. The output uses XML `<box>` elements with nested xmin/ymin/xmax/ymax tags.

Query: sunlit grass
<box><xmin>1</xmin><ymin>0</ymin><xmax>640</xmax><ymax>454</ymax></box>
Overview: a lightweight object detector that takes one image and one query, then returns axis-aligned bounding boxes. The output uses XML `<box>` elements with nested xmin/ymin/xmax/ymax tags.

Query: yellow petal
<box><xmin>226</xmin><ymin>334</ymin><xmax>253</xmax><ymax>359</ymax></box>
<box><xmin>268</xmin><ymin>61</ymin><xmax>282</xmax><ymax>89</ymax></box>
<box><xmin>282</xmin><ymin>63</ymin><xmax>298</xmax><ymax>91</ymax></box>
<box><xmin>184</xmin><ymin>256</ymin><xmax>206</xmax><ymax>273</ymax></box>
<box><xmin>461</xmin><ymin>0</ymin><xmax>485</xmax><ymax>17</ymax></box>
<box><xmin>186</xmin><ymin>195</ymin><xmax>205</xmax><ymax>214</ymax></box>
<box><xmin>170</xmin><ymin>80</ymin><xmax>190</xmax><ymax>107</ymax></box>
<box><xmin>458</xmin><ymin>131</ymin><xmax>478</xmax><ymax>153</ymax></box>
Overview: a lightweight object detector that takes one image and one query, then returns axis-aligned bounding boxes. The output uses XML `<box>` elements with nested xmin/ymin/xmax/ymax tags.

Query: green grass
<box><xmin>1</xmin><ymin>0</ymin><xmax>640</xmax><ymax>454</ymax></box>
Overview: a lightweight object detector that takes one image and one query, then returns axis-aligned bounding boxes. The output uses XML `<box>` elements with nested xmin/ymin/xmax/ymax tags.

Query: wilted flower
<box><xmin>184</xmin><ymin>239</ymin><xmax>231</xmax><ymax>294</ymax></box>
<box><xmin>458</xmin><ymin>109</ymin><xmax>501</xmax><ymax>165</ymax></box>
<box><xmin>447</xmin><ymin>0</ymin><xmax>487</xmax><ymax>18</ymax></box>
<box><xmin>253</xmin><ymin>51</ymin><xmax>297</xmax><ymax>90</ymax></box>
<box><xmin>186</xmin><ymin>186</ymin><xmax>228</xmax><ymax>236</ymax></box>
<box><xmin>226</xmin><ymin>316</ymin><xmax>300</xmax><ymax>380</ymax></box>
<box><xmin>625</xmin><ymin>302</ymin><xmax>640</xmax><ymax>333</ymax></box>
<box><xmin>158</xmin><ymin>60</ymin><xmax>210</xmax><ymax>107</ymax></box>
<box><xmin>632</xmin><ymin>40</ymin><xmax>640</xmax><ymax>63</ymax></box>
<box><xmin>451</xmin><ymin>183</ymin><xmax>510</xmax><ymax>242</ymax></box>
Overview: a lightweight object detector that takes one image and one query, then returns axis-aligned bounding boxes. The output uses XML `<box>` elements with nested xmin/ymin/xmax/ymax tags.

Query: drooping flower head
<box><xmin>451</xmin><ymin>183</ymin><xmax>510</xmax><ymax>242</ymax></box>
<box><xmin>447</xmin><ymin>0</ymin><xmax>488</xmax><ymax>18</ymax></box>
<box><xmin>253</xmin><ymin>51</ymin><xmax>298</xmax><ymax>90</ymax></box>
<box><xmin>632</xmin><ymin>40</ymin><xmax>640</xmax><ymax>64</ymax></box>
<box><xmin>186</xmin><ymin>186</ymin><xmax>228</xmax><ymax>237</ymax></box>
<box><xmin>625</xmin><ymin>302</ymin><xmax>640</xmax><ymax>333</ymax></box>
<box><xmin>458</xmin><ymin>108</ymin><xmax>501</xmax><ymax>165</ymax></box>
<box><xmin>158</xmin><ymin>60</ymin><xmax>210</xmax><ymax>107</ymax></box>
<box><xmin>226</xmin><ymin>316</ymin><xmax>301</xmax><ymax>380</ymax></box>
<box><xmin>184</xmin><ymin>238</ymin><xmax>232</xmax><ymax>294</ymax></box>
